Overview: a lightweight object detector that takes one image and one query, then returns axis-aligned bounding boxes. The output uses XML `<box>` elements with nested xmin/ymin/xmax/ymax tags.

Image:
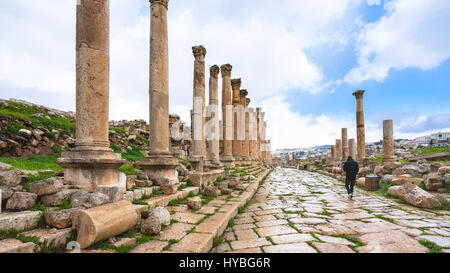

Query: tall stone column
<box><xmin>382</xmin><ymin>119</ymin><xmax>395</xmax><ymax>164</ymax></box>
<box><xmin>353</xmin><ymin>90</ymin><xmax>366</xmax><ymax>159</ymax></box>
<box><xmin>248</xmin><ymin>108</ymin><xmax>257</xmax><ymax>160</ymax></box>
<box><xmin>138</xmin><ymin>0</ymin><xmax>178</xmax><ymax>194</ymax></box>
<box><xmin>348</xmin><ymin>139</ymin><xmax>356</xmax><ymax>158</ymax></box>
<box><xmin>341</xmin><ymin>128</ymin><xmax>349</xmax><ymax>161</ymax></box>
<box><xmin>231</xmin><ymin>79</ymin><xmax>242</xmax><ymax>162</ymax></box>
<box><xmin>256</xmin><ymin>107</ymin><xmax>262</xmax><ymax>161</ymax></box>
<box><xmin>220</xmin><ymin>64</ymin><xmax>234</xmax><ymax>166</ymax></box>
<box><xmin>58</xmin><ymin>0</ymin><xmax>125</xmax><ymax>191</ymax></box>
<box><xmin>206</xmin><ymin>65</ymin><xmax>221</xmax><ymax>166</ymax></box>
<box><xmin>330</xmin><ymin>145</ymin><xmax>336</xmax><ymax>165</ymax></box>
<box><xmin>335</xmin><ymin>139</ymin><xmax>342</xmax><ymax>165</ymax></box>
<box><xmin>241</xmin><ymin>94</ymin><xmax>250</xmax><ymax>161</ymax></box>
<box><xmin>189</xmin><ymin>45</ymin><xmax>207</xmax><ymax>171</ymax></box>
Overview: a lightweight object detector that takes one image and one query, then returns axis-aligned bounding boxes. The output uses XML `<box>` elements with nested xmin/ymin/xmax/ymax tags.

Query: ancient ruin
<box><xmin>1</xmin><ymin>0</ymin><xmax>448</xmax><ymax>257</ymax></box>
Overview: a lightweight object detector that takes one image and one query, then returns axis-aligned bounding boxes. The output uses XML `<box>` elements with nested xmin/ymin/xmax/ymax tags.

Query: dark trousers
<box><xmin>345</xmin><ymin>178</ymin><xmax>356</xmax><ymax>195</ymax></box>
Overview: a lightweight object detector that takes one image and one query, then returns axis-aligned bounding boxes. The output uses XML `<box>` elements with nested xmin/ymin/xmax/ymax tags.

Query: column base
<box><xmin>189</xmin><ymin>156</ymin><xmax>204</xmax><ymax>172</ymax></box>
<box><xmin>137</xmin><ymin>155</ymin><xmax>179</xmax><ymax>195</ymax></box>
<box><xmin>381</xmin><ymin>156</ymin><xmax>395</xmax><ymax>165</ymax></box>
<box><xmin>220</xmin><ymin>155</ymin><xmax>234</xmax><ymax>167</ymax></box>
<box><xmin>187</xmin><ymin>169</ymin><xmax>225</xmax><ymax>187</ymax></box>
<box><xmin>57</xmin><ymin>150</ymin><xmax>126</xmax><ymax>191</ymax></box>
<box><xmin>205</xmin><ymin>159</ymin><xmax>223</xmax><ymax>170</ymax></box>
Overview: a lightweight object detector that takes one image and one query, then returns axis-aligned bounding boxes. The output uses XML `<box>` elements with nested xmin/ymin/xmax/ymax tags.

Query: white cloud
<box><xmin>366</xmin><ymin>0</ymin><xmax>382</xmax><ymax>6</ymax></box>
<box><xmin>345</xmin><ymin>0</ymin><xmax>450</xmax><ymax>84</ymax></box>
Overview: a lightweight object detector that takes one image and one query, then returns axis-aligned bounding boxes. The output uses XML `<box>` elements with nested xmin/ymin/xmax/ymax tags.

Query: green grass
<box><xmin>419</xmin><ymin>240</ymin><xmax>443</xmax><ymax>253</ymax></box>
<box><xmin>118</xmin><ymin>163</ymin><xmax>139</xmax><ymax>175</ymax></box>
<box><xmin>55</xmin><ymin>200</ymin><xmax>72</xmax><ymax>211</ymax></box>
<box><xmin>213</xmin><ymin>236</ymin><xmax>221</xmax><ymax>248</ymax></box>
<box><xmin>375</xmin><ymin>156</ymin><xmax>383</xmax><ymax>165</ymax></box>
<box><xmin>0</xmin><ymin>155</ymin><xmax>62</xmax><ymax>171</ymax></box>
<box><xmin>375</xmin><ymin>180</ymin><xmax>393</xmax><ymax>198</ymax></box>
<box><xmin>23</xmin><ymin>172</ymin><xmax>56</xmax><ymax>192</ymax></box>
<box><xmin>0</xmin><ymin>100</ymin><xmax>75</xmax><ymax>137</ymax></box>
<box><xmin>417</xmin><ymin>146</ymin><xmax>450</xmax><ymax>156</ymax></box>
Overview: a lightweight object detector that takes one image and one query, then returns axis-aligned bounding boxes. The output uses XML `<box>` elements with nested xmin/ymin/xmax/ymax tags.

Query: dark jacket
<box><xmin>343</xmin><ymin>156</ymin><xmax>359</xmax><ymax>181</ymax></box>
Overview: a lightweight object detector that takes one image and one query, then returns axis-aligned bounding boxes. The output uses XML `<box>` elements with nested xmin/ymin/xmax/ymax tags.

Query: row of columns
<box><xmin>329</xmin><ymin>90</ymin><xmax>394</xmax><ymax>166</ymax></box>
<box><xmin>189</xmin><ymin>47</ymin><xmax>271</xmax><ymax>168</ymax></box>
<box><xmin>59</xmin><ymin>0</ymin><xmax>271</xmax><ymax>195</ymax></box>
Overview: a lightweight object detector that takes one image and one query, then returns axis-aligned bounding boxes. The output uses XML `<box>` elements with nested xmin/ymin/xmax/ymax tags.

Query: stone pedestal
<box><xmin>382</xmin><ymin>119</ymin><xmax>395</xmax><ymax>165</ymax></box>
<box><xmin>188</xmin><ymin>169</ymin><xmax>225</xmax><ymax>188</ymax></box>
<box><xmin>353</xmin><ymin>90</ymin><xmax>366</xmax><ymax>159</ymax></box>
<box><xmin>58</xmin><ymin>0</ymin><xmax>125</xmax><ymax>191</ymax></box>
<box><xmin>138</xmin><ymin>0</ymin><xmax>178</xmax><ymax>195</ymax></box>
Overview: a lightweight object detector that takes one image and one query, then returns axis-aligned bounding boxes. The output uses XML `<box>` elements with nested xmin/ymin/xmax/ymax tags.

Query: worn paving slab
<box><xmin>217</xmin><ymin>168</ymin><xmax>450</xmax><ymax>253</ymax></box>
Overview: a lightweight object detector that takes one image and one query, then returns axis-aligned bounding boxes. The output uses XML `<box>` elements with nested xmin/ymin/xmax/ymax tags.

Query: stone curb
<box><xmin>168</xmin><ymin>168</ymin><xmax>272</xmax><ymax>253</ymax></box>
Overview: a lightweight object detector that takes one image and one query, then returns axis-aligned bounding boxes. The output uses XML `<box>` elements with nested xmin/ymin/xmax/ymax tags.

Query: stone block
<box><xmin>44</xmin><ymin>208</ymin><xmax>80</xmax><ymax>229</ymax></box>
<box><xmin>204</xmin><ymin>186</ymin><xmax>219</xmax><ymax>197</ymax></box>
<box><xmin>28</xmin><ymin>177</ymin><xmax>64</xmax><ymax>196</ymax></box>
<box><xmin>22</xmin><ymin>228</ymin><xmax>73</xmax><ymax>248</ymax></box>
<box><xmin>0</xmin><ymin>170</ymin><xmax>22</xmax><ymax>188</ymax></box>
<box><xmin>6</xmin><ymin>192</ymin><xmax>37</xmax><ymax>211</ymax></box>
<box><xmin>0</xmin><ymin>211</ymin><xmax>41</xmax><ymax>231</ymax></box>
<box><xmin>0</xmin><ymin>239</ymin><xmax>38</xmax><ymax>253</ymax></box>
<box><xmin>186</xmin><ymin>196</ymin><xmax>201</xmax><ymax>210</ymax></box>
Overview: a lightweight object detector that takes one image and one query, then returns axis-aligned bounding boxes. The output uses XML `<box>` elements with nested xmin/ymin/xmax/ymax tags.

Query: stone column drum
<box><xmin>348</xmin><ymin>138</ymin><xmax>356</xmax><ymax>158</ymax></box>
<box><xmin>189</xmin><ymin>45</ymin><xmax>207</xmax><ymax>171</ymax></box>
<box><xmin>249</xmin><ymin>108</ymin><xmax>258</xmax><ymax>160</ymax></box>
<box><xmin>242</xmin><ymin>95</ymin><xmax>251</xmax><ymax>161</ymax></box>
<box><xmin>58</xmin><ymin>0</ymin><xmax>125</xmax><ymax>191</ymax></box>
<box><xmin>330</xmin><ymin>145</ymin><xmax>336</xmax><ymax>165</ymax></box>
<box><xmin>353</xmin><ymin>90</ymin><xmax>366</xmax><ymax>159</ymax></box>
<box><xmin>335</xmin><ymin>139</ymin><xmax>342</xmax><ymax>164</ymax></box>
<box><xmin>382</xmin><ymin>119</ymin><xmax>395</xmax><ymax>164</ymax></box>
<box><xmin>138</xmin><ymin>0</ymin><xmax>179</xmax><ymax>194</ymax></box>
<box><xmin>220</xmin><ymin>64</ymin><xmax>234</xmax><ymax>165</ymax></box>
<box><xmin>231</xmin><ymin>79</ymin><xmax>242</xmax><ymax>162</ymax></box>
<box><xmin>341</xmin><ymin>128</ymin><xmax>349</xmax><ymax>161</ymax></box>
<box><xmin>206</xmin><ymin>65</ymin><xmax>221</xmax><ymax>167</ymax></box>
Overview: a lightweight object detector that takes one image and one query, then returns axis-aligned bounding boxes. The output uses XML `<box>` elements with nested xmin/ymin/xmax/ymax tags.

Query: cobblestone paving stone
<box><xmin>214</xmin><ymin>168</ymin><xmax>450</xmax><ymax>253</ymax></box>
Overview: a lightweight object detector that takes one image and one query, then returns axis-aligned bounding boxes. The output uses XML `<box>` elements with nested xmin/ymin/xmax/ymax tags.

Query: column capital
<box><xmin>150</xmin><ymin>0</ymin><xmax>169</xmax><ymax>9</ymax></box>
<box><xmin>352</xmin><ymin>90</ymin><xmax>365</xmax><ymax>98</ymax></box>
<box><xmin>246</xmin><ymin>98</ymin><xmax>251</xmax><ymax>107</ymax></box>
<box><xmin>231</xmin><ymin>78</ymin><xmax>242</xmax><ymax>89</ymax></box>
<box><xmin>240</xmin><ymin>89</ymin><xmax>248</xmax><ymax>97</ymax></box>
<box><xmin>192</xmin><ymin>45</ymin><xmax>207</xmax><ymax>58</ymax></box>
<box><xmin>220</xmin><ymin>64</ymin><xmax>232</xmax><ymax>77</ymax></box>
<box><xmin>210</xmin><ymin>65</ymin><xmax>219</xmax><ymax>78</ymax></box>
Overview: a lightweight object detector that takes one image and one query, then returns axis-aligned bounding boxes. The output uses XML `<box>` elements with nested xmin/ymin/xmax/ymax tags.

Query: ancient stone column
<box><xmin>330</xmin><ymin>145</ymin><xmax>336</xmax><ymax>165</ymax></box>
<box><xmin>382</xmin><ymin>119</ymin><xmax>395</xmax><ymax>164</ymax></box>
<box><xmin>348</xmin><ymin>138</ymin><xmax>356</xmax><ymax>158</ymax></box>
<box><xmin>189</xmin><ymin>45</ymin><xmax>207</xmax><ymax>171</ymax></box>
<box><xmin>341</xmin><ymin>128</ymin><xmax>349</xmax><ymax>161</ymax></box>
<box><xmin>231</xmin><ymin>79</ymin><xmax>242</xmax><ymax>162</ymax></box>
<box><xmin>256</xmin><ymin>107</ymin><xmax>262</xmax><ymax>161</ymax></box>
<box><xmin>241</xmin><ymin>93</ymin><xmax>251</xmax><ymax>161</ymax></box>
<box><xmin>353</xmin><ymin>90</ymin><xmax>366</xmax><ymax>159</ymax></box>
<box><xmin>220</xmin><ymin>64</ymin><xmax>234</xmax><ymax>165</ymax></box>
<box><xmin>58</xmin><ymin>0</ymin><xmax>125</xmax><ymax>191</ymax></box>
<box><xmin>138</xmin><ymin>0</ymin><xmax>179</xmax><ymax>194</ymax></box>
<box><xmin>248</xmin><ymin>108</ymin><xmax>257</xmax><ymax>160</ymax></box>
<box><xmin>335</xmin><ymin>139</ymin><xmax>342</xmax><ymax>164</ymax></box>
<box><xmin>206</xmin><ymin>65</ymin><xmax>221</xmax><ymax>166</ymax></box>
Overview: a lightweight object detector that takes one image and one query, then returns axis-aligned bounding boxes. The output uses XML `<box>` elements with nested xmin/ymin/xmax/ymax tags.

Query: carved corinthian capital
<box><xmin>246</xmin><ymin>98</ymin><xmax>251</xmax><ymax>107</ymax></box>
<box><xmin>192</xmin><ymin>45</ymin><xmax>207</xmax><ymax>58</ymax></box>
<box><xmin>240</xmin><ymin>89</ymin><xmax>248</xmax><ymax>97</ymax></box>
<box><xmin>220</xmin><ymin>64</ymin><xmax>232</xmax><ymax>77</ymax></box>
<box><xmin>210</xmin><ymin>65</ymin><xmax>220</xmax><ymax>78</ymax></box>
<box><xmin>231</xmin><ymin>79</ymin><xmax>242</xmax><ymax>89</ymax></box>
<box><xmin>352</xmin><ymin>90</ymin><xmax>365</xmax><ymax>98</ymax></box>
<box><xmin>150</xmin><ymin>0</ymin><xmax>169</xmax><ymax>8</ymax></box>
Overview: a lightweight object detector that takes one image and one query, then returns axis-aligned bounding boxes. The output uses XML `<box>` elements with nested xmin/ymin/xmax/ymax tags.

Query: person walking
<box><xmin>343</xmin><ymin>156</ymin><xmax>359</xmax><ymax>200</ymax></box>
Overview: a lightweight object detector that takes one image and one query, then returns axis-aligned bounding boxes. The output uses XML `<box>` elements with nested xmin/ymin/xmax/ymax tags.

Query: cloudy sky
<box><xmin>0</xmin><ymin>0</ymin><xmax>449</xmax><ymax>150</ymax></box>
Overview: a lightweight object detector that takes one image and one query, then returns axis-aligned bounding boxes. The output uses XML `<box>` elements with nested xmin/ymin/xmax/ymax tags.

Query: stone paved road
<box><xmin>214</xmin><ymin>168</ymin><xmax>450</xmax><ymax>253</ymax></box>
